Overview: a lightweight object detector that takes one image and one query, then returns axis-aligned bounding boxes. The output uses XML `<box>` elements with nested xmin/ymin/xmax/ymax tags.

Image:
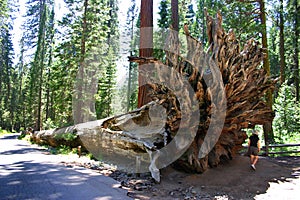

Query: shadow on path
<box><xmin>0</xmin><ymin>160</ymin><xmax>127</xmax><ymax>200</ymax></box>
<box><xmin>0</xmin><ymin>147</ymin><xmax>49</xmax><ymax>155</ymax></box>
<box><xmin>0</xmin><ymin>134</ymin><xmax>18</xmax><ymax>140</ymax></box>
<box><xmin>0</xmin><ymin>134</ymin><xmax>132</xmax><ymax>200</ymax></box>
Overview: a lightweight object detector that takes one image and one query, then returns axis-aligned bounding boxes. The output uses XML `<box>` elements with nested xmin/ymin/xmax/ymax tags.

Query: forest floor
<box><xmin>59</xmin><ymin>149</ymin><xmax>300</xmax><ymax>199</ymax></box>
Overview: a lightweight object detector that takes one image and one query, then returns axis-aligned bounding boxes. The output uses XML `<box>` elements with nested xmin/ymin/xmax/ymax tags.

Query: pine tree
<box><xmin>158</xmin><ymin>0</ymin><xmax>171</xmax><ymax>29</ymax></box>
<box><xmin>15</xmin><ymin>37</ymin><xmax>28</xmax><ymax>130</ymax></box>
<box><xmin>274</xmin><ymin>83</ymin><xmax>300</xmax><ymax>142</ymax></box>
<box><xmin>0</xmin><ymin>25</ymin><xmax>14</xmax><ymax>130</ymax></box>
<box><xmin>155</xmin><ymin>0</ymin><xmax>171</xmax><ymax>61</ymax></box>
<box><xmin>257</xmin><ymin>0</ymin><xmax>275</xmax><ymax>143</ymax></box>
<box><xmin>288</xmin><ymin>0</ymin><xmax>299</xmax><ymax>101</ymax></box>
<box><xmin>54</xmin><ymin>0</ymin><xmax>118</xmax><ymax>123</ymax></box>
<box><xmin>0</xmin><ymin>0</ymin><xmax>16</xmax><ymax>130</ymax></box>
<box><xmin>22</xmin><ymin>0</ymin><xmax>55</xmax><ymax>130</ymax></box>
<box><xmin>126</xmin><ymin>0</ymin><xmax>139</xmax><ymax>111</ymax></box>
<box><xmin>95</xmin><ymin>0</ymin><xmax>119</xmax><ymax>118</ymax></box>
<box><xmin>224</xmin><ymin>0</ymin><xmax>261</xmax><ymax>44</ymax></box>
<box><xmin>279</xmin><ymin>0</ymin><xmax>286</xmax><ymax>84</ymax></box>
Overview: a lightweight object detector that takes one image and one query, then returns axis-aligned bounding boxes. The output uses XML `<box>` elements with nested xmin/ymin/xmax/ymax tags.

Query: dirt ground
<box><xmin>54</xmin><ymin>148</ymin><xmax>300</xmax><ymax>199</ymax></box>
<box><xmin>110</xmin><ymin>155</ymin><xmax>300</xmax><ymax>200</ymax></box>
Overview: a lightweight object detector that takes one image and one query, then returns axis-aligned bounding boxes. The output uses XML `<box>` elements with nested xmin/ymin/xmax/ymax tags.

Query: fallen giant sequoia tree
<box><xmin>32</xmin><ymin>12</ymin><xmax>276</xmax><ymax>181</ymax></box>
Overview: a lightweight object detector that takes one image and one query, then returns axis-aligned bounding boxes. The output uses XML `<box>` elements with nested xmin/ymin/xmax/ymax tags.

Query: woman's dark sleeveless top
<box><xmin>250</xmin><ymin>135</ymin><xmax>259</xmax><ymax>147</ymax></box>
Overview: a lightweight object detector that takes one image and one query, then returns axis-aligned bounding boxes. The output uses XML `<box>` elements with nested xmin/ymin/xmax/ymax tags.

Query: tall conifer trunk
<box><xmin>35</xmin><ymin>0</ymin><xmax>47</xmax><ymax>130</ymax></box>
<box><xmin>259</xmin><ymin>0</ymin><xmax>274</xmax><ymax>146</ymax></box>
<box><xmin>171</xmin><ymin>0</ymin><xmax>178</xmax><ymax>32</ymax></box>
<box><xmin>293</xmin><ymin>0</ymin><xmax>299</xmax><ymax>101</ymax></box>
<box><xmin>75</xmin><ymin>0</ymin><xmax>88</xmax><ymax>124</ymax></box>
<box><xmin>138</xmin><ymin>0</ymin><xmax>153</xmax><ymax>107</ymax></box>
<box><xmin>279</xmin><ymin>0</ymin><xmax>286</xmax><ymax>84</ymax></box>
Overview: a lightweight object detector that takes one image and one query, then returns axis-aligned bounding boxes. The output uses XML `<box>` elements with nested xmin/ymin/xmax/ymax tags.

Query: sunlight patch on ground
<box><xmin>255</xmin><ymin>175</ymin><xmax>300</xmax><ymax>200</ymax></box>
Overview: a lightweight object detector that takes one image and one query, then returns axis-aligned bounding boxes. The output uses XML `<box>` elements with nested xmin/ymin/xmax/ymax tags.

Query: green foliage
<box><xmin>223</xmin><ymin>1</ymin><xmax>262</xmax><ymax>44</ymax></box>
<box><xmin>154</xmin><ymin>0</ymin><xmax>171</xmax><ymax>61</ymax></box>
<box><xmin>115</xmin><ymin>0</ymin><xmax>139</xmax><ymax>113</ymax></box>
<box><xmin>43</xmin><ymin>118</ymin><xmax>56</xmax><ymax>130</ymax></box>
<box><xmin>86</xmin><ymin>152</ymin><xmax>97</xmax><ymax>160</ymax></box>
<box><xmin>0</xmin><ymin>0</ymin><xmax>17</xmax><ymax>131</ymax></box>
<box><xmin>273</xmin><ymin>83</ymin><xmax>300</xmax><ymax>143</ymax></box>
<box><xmin>0</xmin><ymin>128</ymin><xmax>11</xmax><ymax>136</ymax></box>
<box><xmin>18</xmin><ymin>133</ymin><xmax>31</xmax><ymax>142</ymax></box>
<box><xmin>158</xmin><ymin>0</ymin><xmax>171</xmax><ymax>29</ymax></box>
<box><xmin>55</xmin><ymin>0</ymin><xmax>119</xmax><ymax>123</ymax></box>
<box><xmin>13</xmin><ymin>0</ymin><xmax>57</xmax><ymax>131</ymax></box>
<box><xmin>268</xmin><ymin>144</ymin><xmax>300</xmax><ymax>157</ymax></box>
<box><xmin>54</xmin><ymin>132</ymin><xmax>78</xmax><ymax>141</ymax></box>
<box><xmin>50</xmin><ymin>145</ymin><xmax>72</xmax><ymax>155</ymax></box>
<box><xmin>94</xmin><ymin>0</ymin><xmax>119</xmax><ymax>119</ymax></box>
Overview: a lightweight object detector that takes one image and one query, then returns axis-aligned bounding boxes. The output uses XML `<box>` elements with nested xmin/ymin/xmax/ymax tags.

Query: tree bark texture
<box><xmin>138</xmin><ymin>0</ymin><xmax>154</xmax><ymax>108</ymax></box>
<box><xmin>294</xmin><ymin>0</ymin><xmax>299</xmax><ymax>101</ymax></box>
<box><xmin>171</xmin><ymin>0</ymin><xmax>179</xmax><ymax>31</ymax></box>
<box><xmin>279</xmin><ymin>0</ymin><xmax>286</xmax><ymax>84</ymax></box>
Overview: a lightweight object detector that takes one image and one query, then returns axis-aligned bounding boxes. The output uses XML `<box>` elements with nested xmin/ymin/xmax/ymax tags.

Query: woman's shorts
<box><xmin>249</xmin><ymin>146</ymin><xmax>259</xmax><ymax>156</ymax></box>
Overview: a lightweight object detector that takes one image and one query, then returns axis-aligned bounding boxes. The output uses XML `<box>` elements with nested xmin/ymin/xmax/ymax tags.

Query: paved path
<box><xmin>0</xmin><ymin>134</ymin><xmax>132</xmax><ymax>200</ymax></box>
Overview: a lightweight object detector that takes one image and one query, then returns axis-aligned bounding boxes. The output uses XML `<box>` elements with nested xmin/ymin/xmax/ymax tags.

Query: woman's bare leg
<box><xmin>253</xmin><ymin>156</ymin><xmax>259</xmax><ymax>165</ymax></box>
<box><xmin>250</xmin><ymin>155</ymin><xmax>254</xmax><ymax>164</ymax></box>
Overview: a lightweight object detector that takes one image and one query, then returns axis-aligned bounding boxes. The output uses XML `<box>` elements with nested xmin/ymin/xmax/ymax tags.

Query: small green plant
<box><xmin>87</xmin><ymin>153</ymin><xmax>94</xmax><ymax>160</ymax></box>
<box><xmin>19</xmin><ymin>134</ymin><xmax>31</xmax><ymax>142</ymax></box>
<box><xmin>71</xmin><ymin>147</ymin><xmax>79</xmax><ymax>154</ymax></box>
<box><xmin>0</xmin><ymin>128</ymin><xmax>10</xmax><ymax>136</ymax></box>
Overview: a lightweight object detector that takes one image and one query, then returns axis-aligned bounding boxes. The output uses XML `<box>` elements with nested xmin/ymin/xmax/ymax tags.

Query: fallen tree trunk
<box><xmin>32</xmin><ymin>102</ymin><xmax>173</xmax><ymax>181</ymax></box>
<box><xmin>32</xmin><ymin>11</ymin><xmax>276</xmax><ymax>182</ymax></box>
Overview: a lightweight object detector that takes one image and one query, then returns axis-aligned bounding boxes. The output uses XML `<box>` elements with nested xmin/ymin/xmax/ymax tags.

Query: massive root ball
<box><xmin>131</xmin><ymin>11</ymin><xmax>276</xmax><ymax>173</ymax></box>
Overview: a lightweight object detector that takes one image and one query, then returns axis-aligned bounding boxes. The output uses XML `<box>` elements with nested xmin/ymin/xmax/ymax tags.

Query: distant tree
<box><xmin>287</xmin><ymin>0</ymin><xmax>299</xmax><ymax>101</ymax></box>
<box><xmin>125</xmin><ymin>0</ymin><xmax>139</xmax><ymax>111</ymax></box>
<box><xmin>53</xmin><ymin>0</ymin><xmax>119</xmax><ymax>123</ymax></box>
<box><xmin>158</xmin><ymin>0</ymin><xmax>171</xmax><ymax>29</ymax></box>
<box><xmin>0</xmin><ymin>22</ymin><xmax>14</xmax><ymax>130</ymax></box>
<box><xmin>0</xmin><ymin>0</ymin><xmax>17</xmax><ymax>131</ymax></box>
<box><xmin>191</xmin><ymin>0</ymin><xmax>206</xmax><ymax>43</ymax></box>
<box><xmin>22</xmin><ymin>0</ymin><xmax>55</xmax><ymax>130</ymax></box>
<box><xmin>268</xmin><ymin>0</ymin><xmax>280</xmax><ymax>80</ymax></box>
<box><xmin>95</xmin><ymin>0</ymin><xmax>119</xmax><ymax>118</ymax></box>
<box><xmin>15</xmin><ymin>37</ymin><xmax>28</xmax><ymax>130</ymax></box>
<box><xmin>224</xmin><ymin>0</ymin><xmax>261</xmax><ymax>44</ymax></box>
<box><xmin>155</xmin><ymin>0</ymin><xmax>171</xmax><ymax>61</ymax></box>
<box><xmin>274</xmin><ymin>83</ymin><xmax>300</xmax><ymax>143</ymax></box>
<box><xmin>279</xmin><ymin>0</ymin><xmax>286</xmax><ymax>84</ymax></box>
